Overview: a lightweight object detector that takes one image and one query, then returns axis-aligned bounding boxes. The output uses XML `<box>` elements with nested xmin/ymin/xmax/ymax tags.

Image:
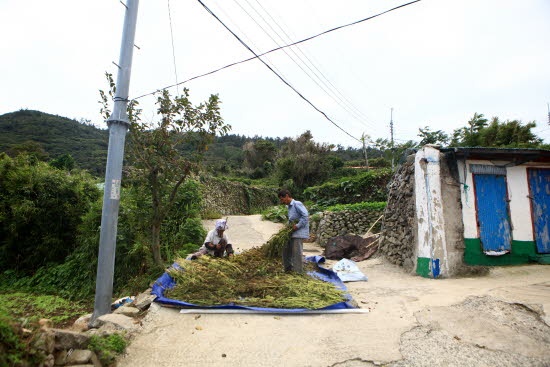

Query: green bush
<box><xmin>0</xmin><ymin>153</ymin><xmax>100</xmax><ymax>273</ymax></box>
<box><xmin>303</xmin><ymin>168</ymin><xmax>393</xmax><ymax>206</ymax></box>
<box><xmin>261</xmin><ymin>206</ymin><xmax>288</xmax><ymax>223</ymax></box>
<box><xmin>88</xmin><ymin>333</ymin><xmax>127</xmax><ymax>366</ymax></box>
<box><xmin>324</xmin><ymin>201</ymin><xmax>387</xmax><ymax>212</ymax></box>
<box><xmin>0</xmin><ymin>316</ymin><xmax>45</xmax><ymax>367</ymax></box>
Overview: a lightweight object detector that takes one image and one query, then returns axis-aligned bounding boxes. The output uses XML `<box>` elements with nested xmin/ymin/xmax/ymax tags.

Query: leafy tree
<box><xmin>243</xmin><ymin>139</ymin><xmax>277</xmax><ymax>178</ymax></box>
<box><xmin>100</xmin><ymin>75</ymin><xmax>231</xmax><ymax>266</ymax></box>
<box><xmin>0</xmin><ymin>154</ymin><xmax>100</xmax><ymax>273</ymax></box>
<box><xmin>49</xmin><ymin>153</ymin><xmax>75</xmax><ymax>171</ymax></box>
<box><xmin>274</xmin><ymin>131</ymin><xmax>334</xmax><ymax>192</ymax></box>
<box><xmin>418</xmin><ymin>126</ymin><xmax>449</xmax><ymax>146</ymax></box>
<box><xmin>7</xmin><ymin>141</ymin><xmax>49</xmax><ymax>161</ymax></box>
<box><xmin>451</xmin><ymin>112</ymin><xmax>488</xmax><ymax>146</ymax></box>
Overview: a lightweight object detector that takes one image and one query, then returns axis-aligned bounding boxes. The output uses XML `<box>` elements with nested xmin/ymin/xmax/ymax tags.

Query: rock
<box><xmin>66</xmin><ymin>349</ymin><xmax>93</xmax><ymax>365</ymax></box>
<box><xmin>50</xmin><ymin>328</ymin><xmax>90</xmax><ymax>350</ymax></box>
<box><xmin>134</xmin><ymin>289</ymin><xmax>156</xmax><ymax>310</ymax></box>
<box><xmin>35</xmin><ymin>331</ymin><xmax>55</xmax><ymax>354</ymax></box>
<box><xmin>54</xmin><ymin>350</ymin><xmax>68</xmax><ymax>365</ymax></box>
<box><xmin>44</xmin><ymin>353</ymin><xmax>54</xmax><ymax>367</ymax></box>
<box><xmin>39</xmin><ymin>318</ymin><xmax>53</xmax><ymax>329</ymax></box>
<box><xmin>96</xmin><ymin>313</ymin><xmax>138</xmax><ymax>331</ymax></box>
<box><xmin>114</xmin><ymin>305</ymin><xmax>140</xmax><ymax>317</ymax></box>
<box><xmin>72</xmin><ymin>314</ymin><xmax>92</xmax><ymax>332</ymax></box>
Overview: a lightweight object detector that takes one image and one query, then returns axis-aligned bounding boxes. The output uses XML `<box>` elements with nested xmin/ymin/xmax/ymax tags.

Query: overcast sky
<box><xmin>1</xmin><ymin>0</ymin><xmax>549</xmax><ymax>148</ymax></box>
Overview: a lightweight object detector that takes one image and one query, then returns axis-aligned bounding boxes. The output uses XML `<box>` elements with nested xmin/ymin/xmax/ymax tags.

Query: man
<box><xmin>278</xmin><ymin>189</ymin><xmax>309</xmax><ymax>273</ymax></box>
<box><xmin>190</xmin><ymin>219</ymin><xmax>234</xmax><ymax>259</ymax></box>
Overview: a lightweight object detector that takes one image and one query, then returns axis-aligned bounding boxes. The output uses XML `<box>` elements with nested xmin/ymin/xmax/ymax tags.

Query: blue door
<box><xmin>473</xmin><ymin>174</ymin><xmax>512</xmax><ymax>253</ymax></box>
<box><xmin>528</xmin><ymin>169</ymin><xmax>550</xmax><ymax>254</ymax></box>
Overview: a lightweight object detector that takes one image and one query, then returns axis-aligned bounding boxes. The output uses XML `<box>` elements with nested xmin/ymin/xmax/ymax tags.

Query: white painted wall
<box><xmin>458</xmin><ymin>159</ymin><xmax>550</xmax><ymax>242</ymax></box>
<box><xmin>415</xmin><ymin>146</ymin><xmax>449</xmax><ymax>276</ymax></box>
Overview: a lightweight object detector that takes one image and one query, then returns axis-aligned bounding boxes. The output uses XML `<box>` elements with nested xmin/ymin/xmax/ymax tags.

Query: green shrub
<box><xmin>303</xmin><ymin>168</ymin><xmax>393</xmax><ymax>206</ymax></box>
<box><xmin>201</xmin><ymin>209</ymin><xmax>222</xmax><ymax>219</ymax></box>
<box><xmin>261</xmin><ymin>206</ymin><xmax>288</xmax><ymax>223</ymax></box>
<box><xmin>0</xmin><ymin>153</ymin><xmax>100</xmax><ymax>273</ymax></box>
<box><xmin>88</xmin><ymin>333</ymin><xmax>127</xmax><ymax>366</ymax></box>
<box><xmin>324</xmin><ymin>201</ymin><xmax>387</xmax><ymax>212</ymax></box>
<box><xmin>0</xmin><ymin>315</ymin><xmax>45</xmax><ymax>367</ymax></box>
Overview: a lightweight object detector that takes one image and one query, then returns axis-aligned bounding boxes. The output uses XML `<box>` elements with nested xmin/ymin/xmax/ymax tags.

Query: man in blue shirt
<box><xmin>278</xmin><ymin>189</ymin><xmax>309</xmax><ymax>273</ymax></box>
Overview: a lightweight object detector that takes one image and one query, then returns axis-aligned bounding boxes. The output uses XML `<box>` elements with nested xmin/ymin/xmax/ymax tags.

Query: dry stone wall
<box><xmin>315</xmin><ymin>208</ymin><xmax>385</xmax><ymax>247</ymax></box>
<box><xmin>379</xmin><ymin>155</ymin><xmax>416</xmax><ymax>270</ymax></box>
<box><xmin>200</xmin><ymin>177</ymin><xmax>278</xmax><ymax>215</ymax></box>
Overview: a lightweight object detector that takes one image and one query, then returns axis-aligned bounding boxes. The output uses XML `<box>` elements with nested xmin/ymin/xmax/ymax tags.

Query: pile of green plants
<box><xmin>262</xmin><ymin>223</ymin><xmax>294</xmax><ymax>258</ymax></box>
<box><xmin>165</xmin><ymin>247</ymin><xmax>346</xmax><ymax>309</ymax></box>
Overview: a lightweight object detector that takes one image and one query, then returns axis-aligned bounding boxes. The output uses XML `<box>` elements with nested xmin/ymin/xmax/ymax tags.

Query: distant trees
<box><xmin>450</xmin><ymin>113</ymin><xmax>544</xmax><ymax>148</ymax></box>
<box><xmin>274</xmin><ymin>131</ymin><xmax>334</xmax><ymax>192</ymax></box>
<box><xmin>418</xmin><ymin>126</ymin><xmax>449</xmax><ymax>146</ymax></box>
<box><xmin>243</xmin><ymin>139</ymin><xmax>277</xmax><ymax>178</ymax></box>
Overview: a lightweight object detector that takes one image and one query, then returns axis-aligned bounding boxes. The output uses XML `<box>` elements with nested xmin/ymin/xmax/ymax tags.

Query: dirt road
<box><xmin>120</xmin><ymin>215</ymin><xmax>550</xmax><ymax>367</ymax></box>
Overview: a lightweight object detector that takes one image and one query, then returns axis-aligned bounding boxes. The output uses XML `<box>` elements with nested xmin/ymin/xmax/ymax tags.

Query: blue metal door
<box><xmin>473</xmin><ymin>174</ymin><xmax>512</xmax><ymax>253</ymax></box>
<box><xmin>528</xmin><ymin>169</ymin><xmax>550</xmax><ymax>253</ymax></box>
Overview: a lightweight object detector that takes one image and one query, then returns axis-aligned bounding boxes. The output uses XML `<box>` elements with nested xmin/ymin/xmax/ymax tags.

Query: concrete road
<box><xmin>120</xmin><ymin>215</ymin><xmax>550</xmax><ymax>367</ymax></box>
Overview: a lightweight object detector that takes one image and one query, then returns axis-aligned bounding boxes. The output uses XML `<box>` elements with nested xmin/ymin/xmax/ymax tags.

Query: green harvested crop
<box><xmin>262</xmin><ymin>223</ymin><xmax>294</xmax><ymax>258</ymax></box>
<box><xmin>164</xmin><ymin>247</ymin><xmax>347</xmax><ymax>309</ymax></box>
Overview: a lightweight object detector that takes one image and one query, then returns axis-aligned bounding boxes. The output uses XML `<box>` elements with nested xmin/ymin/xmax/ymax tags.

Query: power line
<box><xmin>195</xmin><ymin>0</ymin><xmax>362</xmax><ymax>142</ymax></box>
<box><xmin>239</xmin><ymin>0</ymin><xmax>376</xmax><ymax>130</ymax></box>
<box><xmin>167</xmin><ymin>0</ymin><xmax>179</xmax><ymax>95</ymax></box>
<box><xmin>132</xmin><ymin>0</ymin><xmax>421</xmax><ymax>101</ymax></box>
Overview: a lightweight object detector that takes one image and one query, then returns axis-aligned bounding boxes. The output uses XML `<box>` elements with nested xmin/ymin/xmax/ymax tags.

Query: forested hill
<box><xmin>0</xmin><ymin>110</ymin><xmax>109</xmax><ymax>176</ymax></box>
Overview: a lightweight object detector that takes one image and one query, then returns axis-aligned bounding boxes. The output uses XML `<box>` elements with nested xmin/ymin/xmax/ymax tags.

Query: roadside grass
<box><xmin>0</xmin><ymin>292</ymin><xmax>92</xmax><ymax>328</ymax></box>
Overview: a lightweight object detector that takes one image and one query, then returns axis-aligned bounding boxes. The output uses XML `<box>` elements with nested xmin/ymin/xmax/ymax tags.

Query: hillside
<box><xmin>0</xmin><ymin>110</ymin><xmax>109</xmax><ymax>176</ymax></box>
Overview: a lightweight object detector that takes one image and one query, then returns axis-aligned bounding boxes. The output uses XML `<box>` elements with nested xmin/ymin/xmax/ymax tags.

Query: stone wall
<box><xmin>200</xmin><ymin>177</ymin><xmax>278</xmax><ymax>215</ymax></box>
<box><xmin>378</xmin><ymin>155</ymin><xmax>416</xmax><ymax>270</ymax></box>
<box><xmin>315</xmin><ymin>208</ymin><xmax>385</xmax><ymax>247</ymax></box>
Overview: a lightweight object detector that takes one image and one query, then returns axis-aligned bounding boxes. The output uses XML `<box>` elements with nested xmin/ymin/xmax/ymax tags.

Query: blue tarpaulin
<box><xmin>152</xmin><ymin>255</ymin><xmax>356</xmax><ymax>312</ymax></box>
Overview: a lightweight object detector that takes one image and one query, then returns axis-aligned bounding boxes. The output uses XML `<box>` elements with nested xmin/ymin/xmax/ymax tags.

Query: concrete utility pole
<box><xmin>361</xmin><ymin>133</ymin><xmax>369</xmax><ymax>171</ymax></box>
<box><xmin>91</xmin><ymin>0</ymin><xmax>140</xmax><ymax>324</ymax></box>
<box><xmin>390</xmin><ymin>108</ymin><xmax>395</xmax><ymax>170</ymax></box>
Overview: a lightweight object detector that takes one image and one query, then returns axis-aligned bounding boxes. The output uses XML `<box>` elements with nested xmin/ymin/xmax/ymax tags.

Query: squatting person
<box><xmin>190</xmin><ymin>219</ymin><xmax>234</xmax><ymax>259</ymax></box>
<box><xmin>278</xmin><ymin>189</ymin><xmax>309</xmax><ymax>273</ymax></box>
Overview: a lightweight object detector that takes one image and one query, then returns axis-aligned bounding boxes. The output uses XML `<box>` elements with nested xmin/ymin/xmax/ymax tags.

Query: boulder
<box><xmin>72</xmin><ymin>314</ymin><xmax>92</xmax><ymax>332</ymax></box>
<box><xmin>50</xmin><ymin>328</ymin><xmax>90</xmax><ymax>350</ymax></box>
<box><xmin>96</xmin><ymin>313</ymin><xmax>138</xmax><ymax>331</ymax></box>
<box><xmin>114</xmin><ymin>305</ymin><xmax>140</xmax><ymax>317</ymax></box>
<box><xmin>134</xmin><ymin>289</ymin><xmax>156</xmax><ymax>310</ymax></box>
<box><xmin>66</xmin><ymin>349</ymin><xmax>93</xmax><ymax>365</ymax></box>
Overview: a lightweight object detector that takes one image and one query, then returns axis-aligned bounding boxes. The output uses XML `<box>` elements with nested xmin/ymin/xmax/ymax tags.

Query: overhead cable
<box><xmin>132</xmin><ymin>0</ymin><xmax>421</xmax><ymax>101</ymax></box>
<box><xmin>195</xmin><ymin>0</ymin><xmax>362</xmax><ymax>142</ymax></box>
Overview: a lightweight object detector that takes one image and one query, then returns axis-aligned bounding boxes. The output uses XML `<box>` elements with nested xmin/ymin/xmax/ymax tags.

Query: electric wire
<box><xmin>132</xmin><ymin>0</ymin><xmax>421</xmax><ymax>101</ymax></box>
<box><xmin>209</xmin><ymin>0</ymin><xmax>292</xmax><ymax>83</ymax></box>
<box><xmin>252</xmin><ymin>0</ymin><xmax>373</xmax><ymax>126</ymax></box>
<box><xmin>167</xmin><ymin>0</ymin><xmax>180</xmax><ymax>95</ymax></box>
<box><xmin>195</xmin><ymin>0</ymin><xmax>362</xmax><ymax>142</ymax></box>
<box><xmin>238</xmin><ymin>0</ymin><xmax>375</xmax><ymax>130</ymax></box>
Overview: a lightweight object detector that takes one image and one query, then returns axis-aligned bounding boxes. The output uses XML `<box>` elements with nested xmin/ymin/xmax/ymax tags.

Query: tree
<box><xmin>451</xmin><ymin>112</ymin><xmax>488</xmax><ymax>146</ymax></box>
<box><xmin>274</xmin><ymin>131</ymin><xmax>334</xmax><ymax>192</ymax></box>
<box><xmin>418</xmin><ymin>126</ymin><xmax>449</xmax><ymax>146</ymax></box>
<box><xmin>243</xmin><ymin>139</ymin><xmax>277</xmax><ymax>178</ymax></box>
<box><xmin>100</xmin><ymin>74</ymin><xmax>231</xmax><ymax>266</ymax></box>
<box><xmin>49</xmin><ymin>153</ymin><xmax>75</xmax><ymax>171</ymax></box>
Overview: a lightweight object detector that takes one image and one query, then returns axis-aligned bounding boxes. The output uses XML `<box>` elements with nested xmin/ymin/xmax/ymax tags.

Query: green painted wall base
<box><xmin>416</xmin><ymin>257</ymin><xmax>431</xmax><ymax>278</ymax></box>
<box><xmin>464</xmin><ymin>238</ymin><xmax>549</xmax><ymax>266</ymax></box>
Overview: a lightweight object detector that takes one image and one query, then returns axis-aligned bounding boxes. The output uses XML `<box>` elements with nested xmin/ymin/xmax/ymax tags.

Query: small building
<box><xmin>380</xmin><ymin>146</ymin><xmax>550</xmax><ymax>278</ymax></box>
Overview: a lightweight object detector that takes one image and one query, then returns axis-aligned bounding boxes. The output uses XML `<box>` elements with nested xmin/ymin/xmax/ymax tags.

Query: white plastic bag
<box><xmin>332</xmin><ymin>258</ymin><xmax>368</xmax><ymax>282</ymax></box>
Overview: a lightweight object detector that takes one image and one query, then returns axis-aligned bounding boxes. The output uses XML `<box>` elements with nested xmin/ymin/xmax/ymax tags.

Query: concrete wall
<box><xmin>457</xmin><ymin>159</ymin><xmax>550</xmax><ymax>265</ymax></box>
